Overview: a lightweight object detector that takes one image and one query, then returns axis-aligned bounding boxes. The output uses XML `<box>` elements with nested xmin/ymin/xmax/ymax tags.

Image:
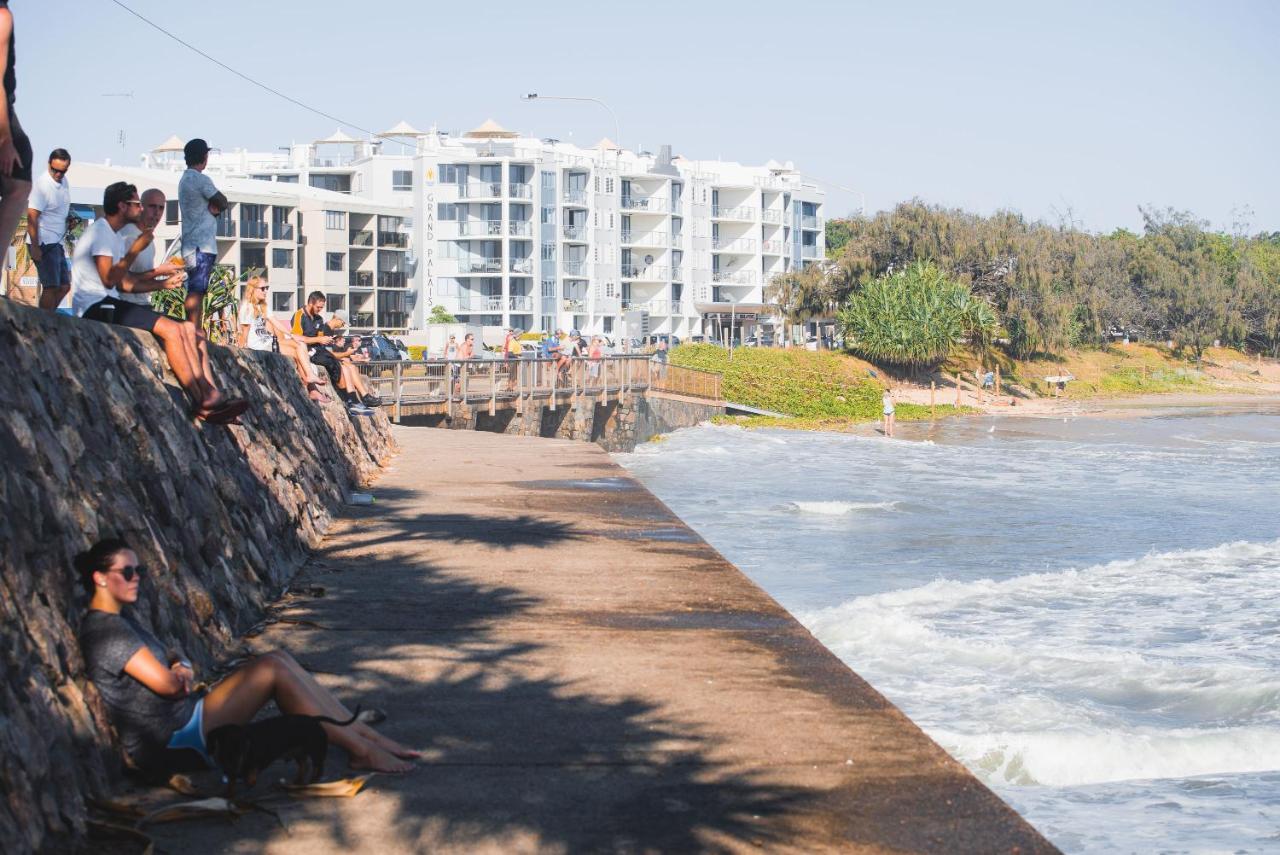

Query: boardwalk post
<box><xmin>516</xmin><ymin>360</ymin><xmax>524</xmax><ymax>415</ymax></box>
<box><xmin>550</xmin><ymin>357</ymin><xmax>557</xmax><ymax>412</ymax></box>
<box><xmin>393</xmin><ymin>362</ymin><xmax>403</xmax><ymax>424</ymax></box>
<box><xmin>489</xmin><ymin>362</ymin><xmax>496</xmax><ymax>417</ymax></box>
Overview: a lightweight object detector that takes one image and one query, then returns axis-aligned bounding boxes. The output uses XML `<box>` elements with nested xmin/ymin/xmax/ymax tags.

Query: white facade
<box><xmin>135</xmin><ymin>123</ymin><xmax>825</xmax><ymax>339</ymax></box>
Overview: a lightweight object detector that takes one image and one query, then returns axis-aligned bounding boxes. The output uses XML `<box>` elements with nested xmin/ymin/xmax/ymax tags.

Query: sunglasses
<box><xmin>50</xmin><ymin>167</ymin><xmax>68</xmax><ymax>176</ymax></box>
<box><xmin>112</xmin><ymin>565</ymin><xmax>147</xmax><ymax>582</ymax></box>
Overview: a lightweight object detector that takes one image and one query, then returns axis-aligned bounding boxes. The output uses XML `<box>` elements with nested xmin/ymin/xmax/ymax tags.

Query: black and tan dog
<box><xmin>206</xmin><ymin>707</ymin><xmax>360</xmax><ymax>797</ymax></box>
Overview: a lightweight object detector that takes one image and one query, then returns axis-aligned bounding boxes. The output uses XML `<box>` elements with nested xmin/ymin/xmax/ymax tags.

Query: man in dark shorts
<box><xmin>178</xmin><ymin>138</ymin><xmax>228</xmax><ymax>334</ymax></box>
<box><xmin>0</xmin><ymin>1</ymin><xmax>31</xmax><ymax>265</ymax></box>
<box><xmin>292</xmin><ymin>292</ymin><xmax>374</xmax><ymax>415</ymax></box>
<box><xmin>70</xmin><ymin>181</ymin><xmax>246</xmax><ymax>424</ymax></box>
<box><xmin>27</xmin><ymin>148</ymin><xmax>71</xmax><ymax>311</ymax></box>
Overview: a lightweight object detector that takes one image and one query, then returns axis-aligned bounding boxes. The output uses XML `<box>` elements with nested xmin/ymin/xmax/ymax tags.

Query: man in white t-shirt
<box><xmin>26</xmin><ymin>147</ymin><xmax>72</xmax><ymax>311</ymax></box>
<box><xmin>73</xmin><ymin>181</ymin><xmax>247</xmax><ymax>425</ymax></box>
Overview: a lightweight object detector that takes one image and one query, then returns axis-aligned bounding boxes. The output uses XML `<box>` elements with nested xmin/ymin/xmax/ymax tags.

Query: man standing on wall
<box><xmin>27</xmin><ymin>147</ymin><xmax>71</xmax><ymax>311</ymax></box>
<box><xmin>177</xmin><ymin>138</ymin><xmax>227</xmax><ymax>333</ymax></box>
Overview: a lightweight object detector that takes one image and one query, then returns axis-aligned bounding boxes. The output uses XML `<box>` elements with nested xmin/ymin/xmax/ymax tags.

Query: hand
<box><xmin>170</xmin><ymin>662</ymin><xmax>194</xmax><ymax>695</ymax></box>
<box><xmin>207</xmin><ymin>200</ymin><xmax>224</xmax><ymax>216</ymax></box>
<box><xmin>163</xmin><ymin>271</ymin><xmax>186</xmax><ymax>290</ymax></box>
<box><xmin>320</xmin><ymin>335</ymin><xmax>334</xmax><ymax>345</ymax></box>
<box><xmin>29</xmin><ymin>244</ymin><xmax>41</xmax><ymax>262</ymax></box>
<box><xmin>151</xmin><ymin>261</ymin><xmax>181</xmax><ymax>278</ymax></box>
<box><xmin>0</xmin><ymin>137</ymin><xmax>20</xmax><ymax>177</ymax></box>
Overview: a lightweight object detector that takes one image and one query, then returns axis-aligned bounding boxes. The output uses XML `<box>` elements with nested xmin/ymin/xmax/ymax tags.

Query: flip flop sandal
<box><xmin>201</xmin><ymin>399</ymin><xmax>250</xmax><ymax>425</ymax></box>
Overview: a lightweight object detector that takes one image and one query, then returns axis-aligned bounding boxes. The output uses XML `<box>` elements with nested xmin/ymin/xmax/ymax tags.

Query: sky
<box><xmin>19</xmin><ymin>0</ymin><xmax>1280</xmax><ymax>233</ymax></box>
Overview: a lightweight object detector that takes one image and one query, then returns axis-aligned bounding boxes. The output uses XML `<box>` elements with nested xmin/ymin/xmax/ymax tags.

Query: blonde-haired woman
<box><xmin>237</xmin><ymin>276</ymin><xmax>330</xmax><ymax>403</ymax></box>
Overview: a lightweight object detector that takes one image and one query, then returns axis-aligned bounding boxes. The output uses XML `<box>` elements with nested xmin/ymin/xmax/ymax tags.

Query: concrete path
<box><xmin>152</xmin><ymin>428</ymin><xmax>1056</xmax><ymax>854</ymax></box>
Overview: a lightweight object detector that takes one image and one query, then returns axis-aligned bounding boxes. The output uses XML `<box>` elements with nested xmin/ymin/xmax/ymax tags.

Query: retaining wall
<box><xmin>0</xmin><ymin>300</ymin><xmax>394</xmax><ymax>853</ymax></box>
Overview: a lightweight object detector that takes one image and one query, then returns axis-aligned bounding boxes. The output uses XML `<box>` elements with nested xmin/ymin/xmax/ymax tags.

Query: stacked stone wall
<box><xmin>0</xmin><ymin>301</ymin><xmax>394</xmax><ymax>852</ymax></box>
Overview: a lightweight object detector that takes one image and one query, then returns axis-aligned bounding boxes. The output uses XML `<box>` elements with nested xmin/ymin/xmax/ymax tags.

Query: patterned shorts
<box><xmin>184</xmin><ymin>251</ymin><xmax>217</xmax><ymax>294</ymax></box>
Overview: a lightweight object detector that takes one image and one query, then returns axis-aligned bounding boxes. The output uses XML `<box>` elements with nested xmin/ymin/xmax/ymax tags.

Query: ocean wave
<box><xmin>788</xmin><ymin>500</ymin><xmax>900</xmax><ymax>515</ymax></box>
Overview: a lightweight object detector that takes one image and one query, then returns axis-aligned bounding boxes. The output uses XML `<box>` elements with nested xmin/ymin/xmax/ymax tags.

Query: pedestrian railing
<box><xmin>356</xmin><ymin>355</ymin><xmax>683</xmax><ymax>423</ymax></box>
<box><xmin>648</xmin><ymin>363</ymin><xmax>722</xmax><ymax>400</ymax></box>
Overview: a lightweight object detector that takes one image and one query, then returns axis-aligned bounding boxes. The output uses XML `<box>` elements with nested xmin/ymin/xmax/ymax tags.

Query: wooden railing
<box><xmin>648</xmin><ymin>363</ymin><xmax>723</xmax><ymax>400</ymax></box>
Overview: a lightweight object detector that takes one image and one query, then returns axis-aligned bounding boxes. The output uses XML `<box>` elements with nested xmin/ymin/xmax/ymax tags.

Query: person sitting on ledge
<box><xmin>77</xmin><ymin>537</ymin><xmax>418</xmax><ymax>776</ymax></box>
<box><xmin>237</xmin><ymin>275</ymin><xmax>330</xmax><ymax>404</ymax></box>
<box><xmin>71</xmin><ymin>181</ymin><xmax>247</xmax><ymax>425</ymax></box>
<box><xmin>324</xmin><ymin>313</ymin><xmax>382</xmax><ymax>408</ymax></box>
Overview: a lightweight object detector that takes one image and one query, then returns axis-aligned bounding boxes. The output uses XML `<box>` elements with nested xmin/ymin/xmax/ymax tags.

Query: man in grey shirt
<box><xmin>177</xmin><ymin>138</ymin><xmax>227</xmax><ymax>334</ymax></box>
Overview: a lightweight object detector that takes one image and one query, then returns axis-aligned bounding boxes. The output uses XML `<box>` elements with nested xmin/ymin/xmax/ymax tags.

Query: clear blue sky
<box><xmin>20</xmin><ymin>0</ymin><xmax>1280</xmax><ymax>233</ymax></box>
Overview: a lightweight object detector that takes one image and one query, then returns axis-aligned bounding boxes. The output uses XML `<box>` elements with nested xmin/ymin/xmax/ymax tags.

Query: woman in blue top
<box><xmin>78</xmin><ymin>538</ymin><xmax>418</xmax><ymax>776</ymax></box>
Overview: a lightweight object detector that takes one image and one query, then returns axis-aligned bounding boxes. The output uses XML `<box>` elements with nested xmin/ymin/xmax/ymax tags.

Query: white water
<box><xmin>617</xmin><ymin>409</ymin><xmax>1280</xmax><ymax>853</ymax></box>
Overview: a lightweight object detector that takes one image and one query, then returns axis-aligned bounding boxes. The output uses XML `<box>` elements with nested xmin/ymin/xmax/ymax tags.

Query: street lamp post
<box><xmin>520</xmin><ymin>93</ymin><xmax>621</xmax><ymax>150</ymax></box>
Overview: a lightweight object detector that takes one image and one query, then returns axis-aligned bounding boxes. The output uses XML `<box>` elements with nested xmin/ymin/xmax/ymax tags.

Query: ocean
<box><xmin>616</xmin><ymin>407</ymin><xmax>1280</xmax><ymax>853</ymax></box>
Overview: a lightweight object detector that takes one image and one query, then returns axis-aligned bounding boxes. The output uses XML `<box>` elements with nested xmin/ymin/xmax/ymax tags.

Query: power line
<box><xmin>107</xmin><ymin>0</ymin><xmax>377</xmax><ymax>138</ymax></box>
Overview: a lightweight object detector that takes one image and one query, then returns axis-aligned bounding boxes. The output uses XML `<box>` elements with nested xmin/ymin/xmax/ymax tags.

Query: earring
<box><xmin>97</xmin><ymin>582</ymin><xmax>107</xmax><ymax>587</ymax></box>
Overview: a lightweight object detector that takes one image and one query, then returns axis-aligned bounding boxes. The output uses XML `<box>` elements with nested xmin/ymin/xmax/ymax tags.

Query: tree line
<box><xmin>768</xmin><ymin>201</ymin><xmax>1280</xmax><ymax>360</ymax></box>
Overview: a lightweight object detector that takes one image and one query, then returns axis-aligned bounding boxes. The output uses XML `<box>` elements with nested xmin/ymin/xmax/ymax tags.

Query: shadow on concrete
<box><xmin>147</xmin><ymin>505</ymin><xmax>810</xmax><ymax>853</ymax></box>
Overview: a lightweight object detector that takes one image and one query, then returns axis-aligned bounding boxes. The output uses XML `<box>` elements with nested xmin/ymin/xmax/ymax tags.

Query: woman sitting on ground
<box><xmin>78</xmin><ymin>538</ymin><xmax>416</xmax><ymax>776</ymax></box>
<box><xmin>237</xmin><ymin>276</ymin><xmax>330</xmax><ymax>404</ymax></box>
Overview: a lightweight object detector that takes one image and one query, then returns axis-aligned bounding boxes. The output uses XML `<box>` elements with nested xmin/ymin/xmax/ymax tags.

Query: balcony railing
<box><xmin>378</xmin><ymin>271</ymin><xmax>407</xmax><ymax>288</ymax></box>
<box><xmin>563</xmin><ymin>298</ymin><xmax>586</xmax><ymax>312</ymax></box>
<box><xmin>215</xmin><ymin>217</ymin><xmax>236</xmax><ymax>238</ymax></box>
<box><xmin>801</xmin><ymin>245</ymin><xmax>819</xmax><ymax>258</ymax></box>
<box><xmin>508</xmin><ymin>183</ymin><xmax>533</xmax><ymax>199</ymax></box>
<box><xmin>633</xmin><ymin>299</ymin><xmax>685</xmax><ymax>315</ymax></box>
<box><xmin>762</xmin><ymin>239</ymin><xmax>784</xmax><ymax>254</ymax></box>
<box><xmin>459</xmin><ymin>220</ymin><xmax>503</xmax><ymax>236</ymax></box>
<box><xmin>711</xmin><ymin>270</ymin><xmax>757</xmax><ymax>285</ymax></box>
<box><xmin>621</xmin><ymin>195</ymin><xmax>668</xmax><ymax>213</ymax></box>
<box><xmin>272</xmin><ymin>223</ymin><xmax>295</xmax><ymax>241</ymax></box>
<box><xmin>239</xmin><ymin>221</ymin><xmax>268</xmax><ymax>240</ymax></box>
<box><xmin>762</xmin><ymin>209</ymin><xmax>783</xmax><ymax>224</ymax></box>
<box><xmin>350</xmin><ymin>271</ymin><xmax>374</xmax><ymax>289</ymax></box>
<box><xmin>711</xmin><ymin>237</ymin><xmax>757</xmax><ymax>252</ymax></box>
<box><xmin>621</xmin><ymin>230</ymin><xmax>669</xmax><ymax>246</ymax></box>
<box><xmin>509</xmin><ymin>221</ymin><xmax>533</xmax><ymax>237</ymax></box>
<box><xmin>801</xmin><ymin>215</ymin><xmax>820</xmax><ymax>229</ymax></box>
<box><xmin>350</xmin><ymin>230</ymin><xmax>373</xmax><ymax>247</ymax></box>
<box><xmin>562</xmin><ymin>260</ymin><xmax>587</xmax><ymax>276</ymax></box>
<box><xmin>460</xmin><ymin>182</ymin><xmax>503</xmax><ymax>199</ymax></box>
<box><xmin>621</xmin><ymin>264</ymin><xmax>670</xmax><ymax>280</ymax></box>
<box><xmin>351</xmin><ymin>312</ymin><xmax>375</xmax><ymax>328</ymax></box>
<box><xmin>461</xmin><ymin>258</ymin><xmax>503</xmax><ymax>274</ymax></box>
<box><xmin>562</xmin><ymin>189</ymin><xmax>588</xmax><ymax>205</ymax></box>
<box><xmin>712</xmin><ymin>205</ymin><xmax>757</xmax><ymax>221</ymax></box>
<box><xmin>509</xmin><ymin>295</ymin><xmax>534</xmax><ymax>312</ymax></box>
<box><xmin>379</xmin><ymin>232</ymin><xmax>408</xmax><ymax>248</ymax></box>
<box><xmin>509</xmin><ymin>258</ymin><xmax>533</xmax><ymax>274</ymax></box>
<box><xmin>562</xmin><ymin>224</ymin><xmax>587</xmax><ymax>241</ymax></box>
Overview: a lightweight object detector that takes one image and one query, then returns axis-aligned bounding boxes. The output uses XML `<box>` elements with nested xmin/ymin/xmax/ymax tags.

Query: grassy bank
<box><xmin>670</xmin><ymin>344</ymin><xmax>970</xmax><ymax>427</ymax></box>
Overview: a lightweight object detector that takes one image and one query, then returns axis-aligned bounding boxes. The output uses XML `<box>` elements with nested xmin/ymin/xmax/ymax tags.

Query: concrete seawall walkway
<box><xmin>153</xmin><ymin>428</ymin><xmax>1056</xmax><ymax>853</ymax></box>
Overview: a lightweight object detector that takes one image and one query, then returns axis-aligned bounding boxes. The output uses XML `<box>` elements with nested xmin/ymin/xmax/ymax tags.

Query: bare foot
<box><xmin>350</xmin><ymin>745</ymin><xmax>414</xmax><ymax>774</ymax></box>
<box><xmin>357</xmin><ymin>724</ymin><xmax>422</xmax><ymax>759</ymax></box>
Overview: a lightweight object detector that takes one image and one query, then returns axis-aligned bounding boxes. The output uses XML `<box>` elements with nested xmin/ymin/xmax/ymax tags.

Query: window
<box><xmin>593</xmin><ymin>175</ymin><xmax>600</xmax><ymax>192</ymax></box>
<box><xmin>310</xmin><ymin>174</ymin><xmax>351</xmax><ymax>193</ymax></box>
<box><xmin>540</xmin><ymin>206</ymin><xmax>555</xmax><ymax>224</ymax></box>
<box><xmin>437</xmin><ymin>202</ymin><xmax>457</xmax><ymax>220</ymax></box>
<box><xmin>325</xmin><ymin>210</ymin><xmax>345</xmax><ymax>230</ymax></box>
<box><xmin>392</xmin><ymin>170</ymin><xmax>413</xmax><ymax>192</ymax></box>
<box><xmin>327</xmin><ymin>294</ymin><xmax>347</xmax><ymax>311</ymax></box>
<box><xmin>326</xmin><ymin>252</ymin><xmax>345</xmax><ymax>271</ymax></box>
<box><xmin>605</xmin><ymin>177</ymin><xmax>614</xmax><ymax>194</ymax></box>
<box><xmin>541</xmin><ymin>170</ymin><xmax>555</xmax><ymax>192</ymax></box>
<box><xmin>541</xmin><ymin>243</ymin><xmax>556</xmax><ymax>261</ymax></box>
<box><xmin>165</xmin><ymin>201</ymin><xmax>179</xmax><ymax>225</ymax></box>
<box><xmin>272</xmin><ymin>292</ymin><xmax>292</xmax><ymax>312</ymax></box>
<box><xmin>276</xmin><ymin>174</ymin><xmax>298</xmax><ymax>184</ymax></box>
<box><xmin>603</xmin><ymin>317</ymin><xmax>613</xmax><ymax>334</ymax></box>
<box><xmin>436</xmin><ymin>278</ymin><xmax>459</xmax><ymax>296</ymax></box>
<box><xmin>272</xmin><ymin>248</ymin><xmax>294</xmax><ymax>268</ymax></box>
<box><xmin>441</xmin><ymin>164</ymin><xmax>463</xmax><ymax>184</ymax></box>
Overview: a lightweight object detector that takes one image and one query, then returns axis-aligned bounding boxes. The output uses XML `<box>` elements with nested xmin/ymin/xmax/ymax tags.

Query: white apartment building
<box><xmin>130</xmin><ymin>122</ymin><xmax>824</xmax><ymax>341</ymax></box>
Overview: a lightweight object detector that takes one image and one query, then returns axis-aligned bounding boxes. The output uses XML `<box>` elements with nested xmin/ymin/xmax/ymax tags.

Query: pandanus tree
<box><xmin>838</xmin><ymin>260</ymin><xmax>998</xmax><ymax>369</ymax></box>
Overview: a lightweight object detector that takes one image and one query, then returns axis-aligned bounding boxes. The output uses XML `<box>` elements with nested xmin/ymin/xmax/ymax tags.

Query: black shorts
<box><xmin>83</xmin><ymin>297</ymin><xmax>163</xmax><ymax>333</ymax></box>
<box><xmin>309</xmin><ymin>347</ymin><xmax>341</xmax><ymax>384</ymax></box>
<box><xmin>6</xmin><ymin>107</ymin><xmax>31</xmax><ymax>184</ymax></box>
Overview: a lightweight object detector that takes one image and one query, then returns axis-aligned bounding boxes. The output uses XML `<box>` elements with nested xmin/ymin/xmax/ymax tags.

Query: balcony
<box><xmin>377</xmin><ymin>311</ymin><xmax>409</xmax><ymax>329</ymax></box>
<box><xmin>508</xmin><ymin>258</ymin><xmax>533</xmax><ymax>274</ymax></box>
<box><xmin>762</xmin><ymin>209</ymin><xmax>783</xmax><ymax>224</ymax></box>
<box><xmin>509</xmin><ymin>295</ymin><xmax>534</xmax><ymax>312</ymax></box>
<box><xmin>562</xmin><ymin>189</ymin><xmax>588</xmax><ymax>206</ymax></box>
<box><xmin>350</xmin><ymin>271</ymin><xmax>374</xmax><ymax>289</ymax></box>
<box><xmin>508</xmin><ymin>221</ymin><xmax>533</xmax><ymax>237</ymax></box>
<box><xmin>352</xmin><ymin>311</ymin><xmax>375</xmax><ymax>328</ymax></box>
<box><xmin>460</xmin><ymin>220</ymin><xmax>503</xmax><ymax>236</ymax></box>
<box><xmin>508</xmin><ymin>182</ymin><xmax>532</xmax><ymax>199</ymax></box>
<box><xmin>621</xmin><ymin>195</ymin><xmax>668</xmax><ymax>213</ymax></box>
<box><xmin>379</xmin><ymin>232</ymin><xmax>408</xmax><ymax>248</ymax></box>
<box><xmin>272</xmin><ymin>223</ymin><xmax>295</xmax><ymax>241</ymax></box>
<box><xmin>711</xmin><ymin>270</ymin><xmax>757</xmax><ymax>285</ymax></box>
<box><xmin>378</xmin><ymin>271</ymin><xmax>407</xmax><ymax>288</ymax></box>
<box><xmin>460</xmin><ymin>257</ymin><xmax>504</xmax><ymax>274</ymax></box>
<box><xmin>621</xmin><ymin>230</ymin><xmax>669</xmax><ymax>246</ymax></box>
<box><xmin>215</xmin><ymin>217</ymin><xmax>236</xmax><ymax>239</ymax></box>
<box><xmin>801</xmin><ymin>245</ymin><xmax>819</xmax><ymax>259</ymax></box>
<box><xmin>712</xmin><ymin>205</ymin><xmax>757</xmax><ymax>221</ymax></box>
<box><xmin>562</xmin><ymin>224</ymin><xmax>587</xmax><ymax>241</ymax></box>
<box><xmin>239</xmin><ymin>221</ymin><xmax>268</xmax><ymax>240</ymax></box>
<box><xmin>633</xmin><ymin>299</ymin><xmax>684</xmax><ymax>316</ymax></box>
<box><xmin>460</xmin><ymin>182</ymin><xmax>503</xmax><ymax>199</ymax></box>
<box><xmin>621</xmin><ymin>264</ymin><xmax>670</xmax><ymax>281</ymax></box>
<box><xmin>562</xmin><ymin>260</ymin><xmax>587</xmax><ymax>277</ymax></box>
<box><xmin>461</xmin><ymin>294</ymin><xmax>504</xmax><ymax>312</ymax></box>
<box><xmin>563</xmin><ymin>298</ymin><xmax>586</xmax><ymax>312</ymax></box>
<box><xmin>350</xmin><ymin>230</ymin><xmax>373</xmax><ymax>247</ymax></box>
<box><xmin>712</xmin><ymin>237</ymin><xmax>757</xmax><ymax>253</ymax></box>
<box><xmin>762</xmin><ymin>239</ymin><xmax>784</xmax><ymax>254</ymax></box>
<box><xmin>801</xmin><ymin>215</ymin><xmax>821</xmax><ymax>229</ymax></box>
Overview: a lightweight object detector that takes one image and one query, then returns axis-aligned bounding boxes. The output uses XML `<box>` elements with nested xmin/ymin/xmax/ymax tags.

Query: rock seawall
<box><xmin>0</xmin><ymin>300</ymin><xmax>395</xmax><ymax>853</ymax></box>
